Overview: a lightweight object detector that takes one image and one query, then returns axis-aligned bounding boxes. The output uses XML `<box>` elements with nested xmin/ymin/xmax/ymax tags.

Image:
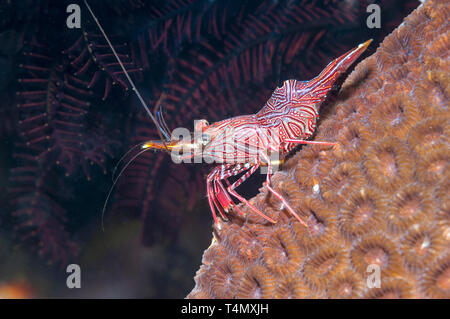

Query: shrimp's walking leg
<box><xmin>285</xmin><ymin>138</ymin><xmax>337</xmax><ymax>146</ymax></box>
<box><xmin>207</xmin><ymin>164</ymin><xmax>276</xmax><ymax>224</ymax></box>
<box><xmin>207</xmin><ymin>164</ymin><xmax>249</xmax><ymax>226</ymax></box>
<box><xmin>224</xmin><ymin>164</ymin><xmax>277</xmax><ymax>224</ymax></box>
<box><xmin>261</xmin><ymin>153</ymin><xmax>308</xmax><ymax>227</ymax></box>
<box><xmin>207</xmin><ymin>167</ymin><xmax>229</xmax><ymax>225</ymax></box>
<box><xmin>213</xmin><ymin>172</ymin><xmax>238</xmax><ymax>215</ymax></box>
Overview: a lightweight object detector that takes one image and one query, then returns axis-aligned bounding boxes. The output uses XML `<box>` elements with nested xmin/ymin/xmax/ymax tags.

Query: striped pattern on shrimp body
<box><xmin>202</xmin><ymin>115</ymin><xmax>270</xmax><ymax>164</ymax></box>
<box><xmin>257</xmin><ymin>79</ymin><xmax>320</xmax><ymax>153</ymax></box>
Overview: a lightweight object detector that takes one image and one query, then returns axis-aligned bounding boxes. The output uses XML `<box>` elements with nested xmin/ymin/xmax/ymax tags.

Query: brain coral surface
<box><xmin>189</xmin><ymin>0</ymin><xmax>449</xmax><ymax>299</ymax></box>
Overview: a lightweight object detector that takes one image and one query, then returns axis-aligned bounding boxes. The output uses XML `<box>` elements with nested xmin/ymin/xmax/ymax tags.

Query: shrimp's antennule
<box><xmin>83</xmin><ymin>0</ymin><xmax>168</xmax><ymax>148</ymax></box>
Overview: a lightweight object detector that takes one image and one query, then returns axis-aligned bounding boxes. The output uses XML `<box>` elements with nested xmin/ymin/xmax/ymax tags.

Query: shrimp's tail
<box><xmin>308</xmin><ymin>39</ymin><xmax>372</xmax><ymax>92</ymax></box>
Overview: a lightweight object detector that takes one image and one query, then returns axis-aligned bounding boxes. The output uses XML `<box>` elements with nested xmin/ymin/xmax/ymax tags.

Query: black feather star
<box><xmin>0</xmin><ymin>0</ymin><xmax>418</xmax><ymax>264</ymax></box>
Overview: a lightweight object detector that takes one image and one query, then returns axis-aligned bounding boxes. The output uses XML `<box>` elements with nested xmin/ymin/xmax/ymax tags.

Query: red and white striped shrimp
<box><xmin>85</xmin><ymin>0</ymin><xmax>371</xmax><ymax>229</ymax></box>
<box><xmin>143</xmin><ymin>40</ymin><xmax>372</xmax><ymax>228</ymax></box>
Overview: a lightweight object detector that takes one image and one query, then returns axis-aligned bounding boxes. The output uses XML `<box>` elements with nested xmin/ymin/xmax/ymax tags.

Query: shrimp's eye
<box><xmin>195</xmin><ymin>119</ymin><xmax>209</xmax><ymax>132</ymax></box>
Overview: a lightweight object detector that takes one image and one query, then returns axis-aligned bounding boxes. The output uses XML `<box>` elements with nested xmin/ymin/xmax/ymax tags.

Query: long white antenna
<box><xmin>83</xmin><ymin>0</ymin><xmax>168</xmax><ymax>144</ymax></box>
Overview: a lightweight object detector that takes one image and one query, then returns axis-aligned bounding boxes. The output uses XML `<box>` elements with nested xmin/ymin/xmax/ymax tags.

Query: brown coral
<box><xmin>401</xmin><ymin>222</ymin><xmax>446</xmax><ymax>273</ymax></box>
<box><xmin>209</xmin><ymin>255</ymin><xmax>244</xmax><ymax>298</ymax></box>
<box><xmin>415</xmin><ymin>144</ymin><xmax>449</xmax><ymax>185</ymax></box>
<box><xmin>327</xmin><ymin>273</ymin><xmax>364</xmax><ymax>299</ymax></box>
<box><xmin>189</xmin><ymin>0</ymin><xmax>449</xmax><ymax>299</ymax></box>
<box><xmin>363</xmin><ymin>137</ymin><xmax>415</xmax><ymax>191</ymax></box>
<box><xmin>273</xmin><ymin>274</ymin><xmax>308</xmax><ymax>299</ymax></box>
<box><xmin>293</xmin><ymin>197</ymin><xmax>339</xmax><ymax>252</ymax></box>
<box><xmin>260</xmin><ymin>225</ymin><xmax>304</xmax><ymax>277</ymax></box>
<box><xmin>362</xmin><ymin>278</ymin><xmax>414</xmax><ymax>299</ymax></box>
<box><xmin>236</xmin><ymin>265</ymin><xmax>275</xmax><ymax>299</ymax></box>
<box><xmin>321</xmin><ymin>161</ymin><xmax>366</xmax><ymax>204</ymax></box>
<box><xmin>332</xmin><ymin>122</ymin><xmax>375</xmax><ymax>163</ymax></box>
<box><xmin>350</xmin><ymin>233</ymin><xmax>404</xmax><ymax>278</ymax></box>
<box><xmin>302</xmin><ymin>245</ymin><xmax>348</xmax><ymax>292</ymax></box>
<box><xmin>386</xmin><ymin>183</ymin><xmax>435</xmax><ymax>233</ymax></box>
<box><xmin>407</xmin><ymin>115</ymin><xmax>449</xmax><ymax>155</ymax></box>
<box><xmin>338</xmin><ymin>187</ymin><xmax>388</xmax><ymax>239</ymax></box>
<box><xmin>420</xmin><ymin>254</ymin><xmax>450</xmax><ymax>298</ymax></box>
<box><xmin>369</xmin><ymin>93</ymin><xmax>420</xmax><ymax>140</ymax></box>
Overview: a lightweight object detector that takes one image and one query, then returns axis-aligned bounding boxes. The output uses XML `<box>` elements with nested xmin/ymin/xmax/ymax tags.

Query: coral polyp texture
<box><xmin>188</xmin><ymin>0</ymin><xmax>449</xmax><ymax>299</ymax></box>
